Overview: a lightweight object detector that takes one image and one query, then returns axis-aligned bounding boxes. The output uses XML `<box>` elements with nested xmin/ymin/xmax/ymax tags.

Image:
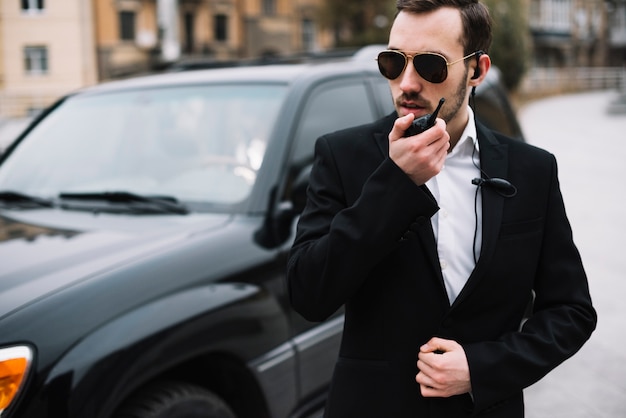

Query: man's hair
<box><xmin>396</xmin><ymin>0</ymin><xmax>492</xmax><ymax>55</ymax></box>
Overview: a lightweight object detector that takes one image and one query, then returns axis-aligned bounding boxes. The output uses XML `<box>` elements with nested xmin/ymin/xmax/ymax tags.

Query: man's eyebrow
<box><xmin>386</xmin><ymin>47</ymin><xmax>451</xmax><ymax>58</ymax></box>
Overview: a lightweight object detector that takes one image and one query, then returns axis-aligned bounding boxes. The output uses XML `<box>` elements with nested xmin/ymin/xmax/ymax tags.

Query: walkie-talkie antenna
<box><xmin>427</xmin><ymin>98</ymin><xmax>446</xmax><ymax>127</ymax></box>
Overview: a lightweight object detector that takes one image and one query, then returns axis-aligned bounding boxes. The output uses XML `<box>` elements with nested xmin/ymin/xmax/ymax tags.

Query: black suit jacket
<box><xmin>287</xmin><ymin>113</ymin><xmax>596</xmax><ymax>417</ymax></box>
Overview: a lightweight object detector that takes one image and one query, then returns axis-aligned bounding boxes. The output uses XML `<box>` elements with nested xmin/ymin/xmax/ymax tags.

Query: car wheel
<box><xmin>115</xmin><ymin>380</ymin><xmax>236</xmax><ymax>418</ymax></box>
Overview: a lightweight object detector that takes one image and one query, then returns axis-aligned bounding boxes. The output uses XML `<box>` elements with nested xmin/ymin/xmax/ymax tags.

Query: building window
<box><xmin>215</xmin><ymin>14</ymin><xmax>228</xmax><ymax>42</ymax></box>
<box><xmin>184</xmin><ymin>12</ymin><xmax>195</xmax><ymax>53</ymax></box>
<box><xmin>119</xmin><ymin>11</ymin><xmax>136</xmax><ymax>41</ymax></box>
<box><xmin>302</xmin><ymin>18</ymin><xmax>315</xmax><ymax>52</ymax></box>
<box><xmin>531</xmin><ymin>0</ymin><xmax>572</xmax><ymax>32</ymax></box>
<box><xmin>24</xmin><ymin>46</ymin><xmax>48</xmax><ymax>75</ymax></box>
<box><xmin>554</xmin><ymin>0</ymin><xmax>571</xmax><ymax>30</ymax></box>
<box><xmin>262</xmin><ymin>0</ymin><xmax>275</xmax><ymax>15</ymax></box>
<box><xmin>21</xmin><ymin>0</ymin><xmax>44</xmax><ymax>13</ymax></box>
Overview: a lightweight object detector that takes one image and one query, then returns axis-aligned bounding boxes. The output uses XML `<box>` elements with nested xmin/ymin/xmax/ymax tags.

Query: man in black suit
<box><xmin>287</xmin><ymin>0</ymin><xmax>597</xmax><ymax>416</ymax></box>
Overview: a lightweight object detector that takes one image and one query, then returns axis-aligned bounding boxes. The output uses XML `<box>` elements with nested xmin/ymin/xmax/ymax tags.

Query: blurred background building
<box><xmin>0</xmin><ymin>0</ymin><xmax>624</xmax><ymax>120</ymax></box>
<box><xmin>0</xmin><ymin>0</ymin><xmax>334</xmax><ymax>119</ymax></box>
<box><xmin>523</xmin><ymin>0</ymin><xmax>626</xmax><ymax>93</ymax></box>
<box><xmin>529</xmin><ymin>0</ymin><xmax>626</xmax><ymax>67</ymax></box>
<box><xmin>0</xmin><ymin>0</ymin><xmax>97</xmax><ymax>118</ymax></box>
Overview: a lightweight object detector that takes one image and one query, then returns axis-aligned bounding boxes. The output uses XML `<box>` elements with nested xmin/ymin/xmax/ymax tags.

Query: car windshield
<box><xmin>0</xmin><ymin>83</ymin><xmax>287</xmax><ymax>211</ymax></box>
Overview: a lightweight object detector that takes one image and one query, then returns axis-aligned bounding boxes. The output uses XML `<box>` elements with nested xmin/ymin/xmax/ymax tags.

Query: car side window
<box><xmin>290</xmin><ymin>80</ymin><xmax>376</xmax><ymax>166</ymax></box>
<box><xmin>371</xmin><ymin>77</ymin><xmax>395</xmax><ymax>115</ymax></box>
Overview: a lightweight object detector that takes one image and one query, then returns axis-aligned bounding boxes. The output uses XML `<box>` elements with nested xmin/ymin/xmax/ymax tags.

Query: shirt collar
<box><xmin>449</xmin><ymin>106</ymin><xmax>479</xmax><ymax>158</ymax></box>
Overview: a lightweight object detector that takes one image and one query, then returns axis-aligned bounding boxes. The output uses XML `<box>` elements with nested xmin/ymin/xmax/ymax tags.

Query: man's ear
<box><xmin>471</xmin><ymin>51</ymin><xmax>484</xmax><ymax>79</ymax></box>
<box><xmin>470</xmin><ymin>52</ymin><xmax>491</xmax><ymax>86</ymax></box>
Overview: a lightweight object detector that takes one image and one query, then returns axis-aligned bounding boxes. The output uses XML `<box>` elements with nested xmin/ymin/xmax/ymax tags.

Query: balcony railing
<box><xmin>522</xmin><ymin>66</ymin><xmax>626</xmax><ymax>94</ymax></box>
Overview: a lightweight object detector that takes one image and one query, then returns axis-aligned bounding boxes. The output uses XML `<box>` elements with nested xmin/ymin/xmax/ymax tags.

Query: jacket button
<box><xmin>400</xmin><ymin>231</ymin><xmax>414</xmax><ymax>241</ymax></box>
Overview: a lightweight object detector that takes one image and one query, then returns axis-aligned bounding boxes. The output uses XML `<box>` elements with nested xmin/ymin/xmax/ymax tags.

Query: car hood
<box><xmin>0</xmin><ymin>208</ymin><xmax>231</xmax><ymax>319</ymax></box>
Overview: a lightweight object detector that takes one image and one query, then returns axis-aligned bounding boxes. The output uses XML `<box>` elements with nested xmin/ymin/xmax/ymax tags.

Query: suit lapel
<box><xmin>452</xmin><ymin>123</ymin><xmax>509</xmax><ymax>307</ymax></box>
<box><xmin>372</xmin><ymin>112</ymin><xmax>396</xmax><ymax>157</ymax></box>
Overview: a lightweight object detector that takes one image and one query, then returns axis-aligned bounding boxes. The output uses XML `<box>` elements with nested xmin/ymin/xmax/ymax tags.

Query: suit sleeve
<box><xmin>464</xmin><ymin>154</ymin><xmax>597</xmax><ymax>412</ymax></box>
<box><xmin>287</xmin><ymin>134</ymin><xmax>439</xmax><ymax>322</ymax></box>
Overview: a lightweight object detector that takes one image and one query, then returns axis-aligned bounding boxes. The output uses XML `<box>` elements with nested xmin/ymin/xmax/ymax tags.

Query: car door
<box><xmin>369</xmin><ymin>75</ymin><xmax>396</xmax><ymax>116</ymax></box>
<box><xmin>283</xmin><ymin>74</ymin><xmax>380</xmax><ymax>399</ymax></box>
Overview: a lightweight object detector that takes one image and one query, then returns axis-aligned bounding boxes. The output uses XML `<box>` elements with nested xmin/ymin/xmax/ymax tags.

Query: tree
<box><xmin>482</xmin><ymin>0</ymin><xmax>531</xmax><ymax>91</ymax></box>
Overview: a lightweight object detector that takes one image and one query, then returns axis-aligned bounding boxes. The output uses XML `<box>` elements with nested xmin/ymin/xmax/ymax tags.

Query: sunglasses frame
<box><xmin>376</xmin><ymin>50</ymin><xmax>481</xmax><ymax>83</ymax></box>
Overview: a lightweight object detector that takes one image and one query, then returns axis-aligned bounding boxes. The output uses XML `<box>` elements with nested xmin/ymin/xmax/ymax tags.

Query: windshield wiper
<box><xmin>0</xmin><ymin>190</ymin><xmax>54</xmax><ymax>209</ymax></box>
<box><xmin>58</xmin><ymin>191</ymin><xmax>189</xmax><ymax>215</ymax></box>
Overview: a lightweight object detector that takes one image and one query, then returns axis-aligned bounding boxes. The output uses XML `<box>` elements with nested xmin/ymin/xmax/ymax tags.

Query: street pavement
<box><xmin>519</xmin><ymin>90</ymin><xmax>626</xmax><ymax>418</ymax></box>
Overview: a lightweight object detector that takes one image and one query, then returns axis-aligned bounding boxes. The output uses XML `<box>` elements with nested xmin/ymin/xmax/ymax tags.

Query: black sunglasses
<box><xmin>376</xmin><ymin>50</ymin><xmax>481</xmax><ymax>83</ymax></box>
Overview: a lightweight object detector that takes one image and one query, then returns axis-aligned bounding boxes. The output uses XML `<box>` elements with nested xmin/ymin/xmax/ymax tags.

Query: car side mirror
<box><xmin>254</xmin><ymin>164</ymin><xmax>311</xmax><ymax>248</ymax></box>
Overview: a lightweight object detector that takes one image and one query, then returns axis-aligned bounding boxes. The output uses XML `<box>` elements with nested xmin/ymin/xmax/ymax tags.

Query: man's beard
<box><xmin>439</xmin><ymin>67</ymin><xmax>469</xmax><ymax>124</ymax></box>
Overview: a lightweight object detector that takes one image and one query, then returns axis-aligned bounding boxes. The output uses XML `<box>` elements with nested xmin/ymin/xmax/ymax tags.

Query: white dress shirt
<box><xmin>426</xmin><ymin>107</ymin><xmax>482</xmax><ymax>304</ymax></box>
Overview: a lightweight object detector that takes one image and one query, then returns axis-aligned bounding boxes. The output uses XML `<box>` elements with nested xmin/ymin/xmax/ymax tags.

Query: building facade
<box><xmin>0</xmin><ymin>0</ymin><xmax>333</xmax><ymax>118</ymax></box>
<box><xmin>94</xmin><ymin>0</ymin><xmax>334</xmax><ymax>80</ymax></box>
<box><xmin>0</xmin><ymin>0</ymin><xmax>97</xmax><ymax>117</ymax></box>
<box><xmin>529</xmin><ymin>0</ymin><xmax>626</xmax><ymax>67</ymax></box>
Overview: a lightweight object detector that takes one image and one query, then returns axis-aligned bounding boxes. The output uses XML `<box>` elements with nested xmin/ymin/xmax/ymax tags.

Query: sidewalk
<box><xmin>519</xmin><ymin>90</ymin><xmax>626</xmax><ymax>418</ymax></box>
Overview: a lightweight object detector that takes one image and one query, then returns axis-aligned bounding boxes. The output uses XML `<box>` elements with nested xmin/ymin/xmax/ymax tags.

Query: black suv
<box><xmin>0</xmin><ymin>46</ymin><xmax>523</xmax><ymax>418</ymax></box>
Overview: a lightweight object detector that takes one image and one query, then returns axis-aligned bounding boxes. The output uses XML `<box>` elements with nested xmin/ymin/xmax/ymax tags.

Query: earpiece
<box><xmin>472</xmin><ymin>50</ymin><xmax>484</xmax><ymax>80</ymax></box>
<box><xmin>472</xmin><ymin>66</ymin><xmax>481</xmax><ymax>80</ymax></box>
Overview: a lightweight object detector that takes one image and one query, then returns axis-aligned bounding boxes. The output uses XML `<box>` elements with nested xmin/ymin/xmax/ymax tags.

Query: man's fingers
<box><xmin>421</xmin><ymin>336</ymin><xmax>457</xmax><ymax>353</ymax></box>
<box><xmin>416</xmin><ymin>337</ymin><xmax>472</xmax><ymax>397</ymax></box>
<box><xmin>427</xmin><ymin>119</ymin><xmax>450</xmax><ymax>147</ymax></box>
<box><xmin>388</xmin><ymin>117</ymin><xmax>449</xmax><ymax>186</ymax></box>
<box><xmin>416</xmin><ymin>358</ymin><xmax>434</xmax><ymax>375</ymax></box>
<box><xmin>390</xmin><ymin>113</ymin><xmax>415</xmax><ymax>141</ymax></box>
<box><xmin>416</xmin><ymin>370</ymin><xmax>449</xmax><ymax>397</ymax></box>
<box><xmin>416</xmin><ymin>369</ymin><xmax>439</xmax><ymax>389</ymax></box>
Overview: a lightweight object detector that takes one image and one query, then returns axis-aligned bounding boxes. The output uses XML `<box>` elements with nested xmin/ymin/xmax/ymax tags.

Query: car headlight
<box><xmin>0</xmin><ymin>346</ymin><xmax>33</xmax><ymax>416</ymax></box>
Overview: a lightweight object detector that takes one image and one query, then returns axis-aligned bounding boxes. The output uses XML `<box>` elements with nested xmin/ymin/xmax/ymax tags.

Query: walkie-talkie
<box><xmin>404</xmin><ymin>97</ymin><xmax>446</xmax><ymax>137</ymax></box>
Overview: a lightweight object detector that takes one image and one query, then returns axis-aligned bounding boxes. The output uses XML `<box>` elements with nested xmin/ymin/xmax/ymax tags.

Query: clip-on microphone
<box><xmin>470</xmin><ymin>175</ymin><xmax>517</xmax><ymax>263</ymax></box>
<box><xmin>472</xmin><ymin>177</ymin><xmax>517</xmax><ymax>198</ymax></box>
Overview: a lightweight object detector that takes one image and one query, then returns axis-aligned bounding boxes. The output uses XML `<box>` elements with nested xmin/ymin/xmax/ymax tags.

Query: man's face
<box><xmin>387</xmin><ymin>8</ymin><xmax>472</xmax><ymax>135</ymax></box>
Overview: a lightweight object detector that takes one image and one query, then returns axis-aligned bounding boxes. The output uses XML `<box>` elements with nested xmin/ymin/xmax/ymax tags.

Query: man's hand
<box><xmin>416</xmin><ymin>337</ymin><xmax>472</xmax><ymax>398</ymax></box>
<box><xmin>388</xmin><ymin>114</ymin><xmax>450</xmax><ymax>186</ymax></box>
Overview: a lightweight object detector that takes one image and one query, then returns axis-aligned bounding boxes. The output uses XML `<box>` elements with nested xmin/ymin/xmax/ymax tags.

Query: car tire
<box><xmin>115</xmin><ymin>380</ymin><xmax>236</xmax><ymax>418</ymax></box>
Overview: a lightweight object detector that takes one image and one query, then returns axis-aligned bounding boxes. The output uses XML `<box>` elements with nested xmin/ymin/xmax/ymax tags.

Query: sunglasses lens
<box><xmin>377</xmin><ymin>51</ymin><xmax>406</xmax><ymax>80</ymax></box>
<box><xmin>414</xmin><ymin>54</ymin><xmax>448</xmax><ymax>83</ymax></box>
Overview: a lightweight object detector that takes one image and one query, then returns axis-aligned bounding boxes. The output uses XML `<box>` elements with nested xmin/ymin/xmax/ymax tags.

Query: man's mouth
<box><xmin>403</xmin><ymin>102</ymin><xmax>425</xmax><ymax>110</ymax></box>
<box><xmin>399</xmin><ymin>101</ymin><xmax>429</xmax><ymax>116</ymax></box>
<box><xmin>397</xmin><ymin>94</ymin><xmax>431</xmax><ymax>116</ymax></box>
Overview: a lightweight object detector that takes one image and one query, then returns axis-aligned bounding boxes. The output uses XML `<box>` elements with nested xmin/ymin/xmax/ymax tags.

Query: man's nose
<box><xmin>398</xmin><ymin>61</ymin><xmax>424</xmax><ymax>93</ymax></box>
